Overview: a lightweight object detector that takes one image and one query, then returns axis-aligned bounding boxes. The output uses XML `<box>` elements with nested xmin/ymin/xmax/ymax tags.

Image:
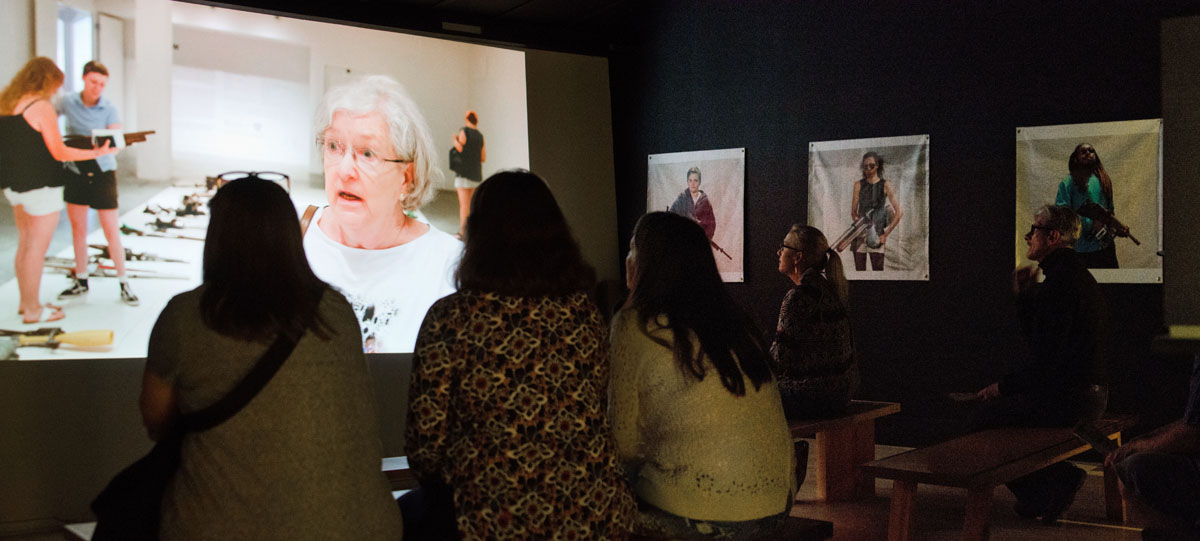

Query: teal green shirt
<box><xmin>1055</xmin><ymin>174</ymin><xmax>1111</xmax><ymax>254</ymax></box>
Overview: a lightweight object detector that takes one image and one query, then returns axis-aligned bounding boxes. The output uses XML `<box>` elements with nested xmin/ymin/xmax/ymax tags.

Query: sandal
<box><xmin>22</xmin><ymin>304</ymin><xmax>65</xmax><ymax>324</ymax></box>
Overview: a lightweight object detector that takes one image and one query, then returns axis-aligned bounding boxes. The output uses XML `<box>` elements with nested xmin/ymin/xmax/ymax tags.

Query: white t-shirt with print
<box><xmin>303</xmin><ymin>207</ymin><xmax>461</xmax><ymax>353</ymax></box>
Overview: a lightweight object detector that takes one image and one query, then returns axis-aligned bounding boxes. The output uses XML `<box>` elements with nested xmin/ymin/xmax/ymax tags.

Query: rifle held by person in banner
<box><xmin>1078</xmin><ymin>202</ymin><xmax>1140</xmax><ymax>246</ymax></box>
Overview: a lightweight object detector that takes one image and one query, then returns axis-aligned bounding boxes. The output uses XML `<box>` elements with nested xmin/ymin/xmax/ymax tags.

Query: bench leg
<box><xmin>962</xmin><ymin>487</ymin><xmax>993</xmax><ymax>541</ymax></box>
<box><xmin>815</xmin><ymin>422</ymin><xmax>875</xmax><ymax>501</ymax></box>
<box><xmin>1104</xmin><ymin>432</ymin><xmax>1127</xmax><ymax>523</ymax></box>
<box><xmin>887</xmin><ymin>480</ymin><xmax>917</xmax><ymax>541</ymax></box>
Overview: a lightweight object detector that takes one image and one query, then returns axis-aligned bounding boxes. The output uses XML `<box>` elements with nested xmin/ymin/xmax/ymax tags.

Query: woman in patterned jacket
<box><xmin>403</xmin><ymin>170</ymin><xmax>635</xmax><ymax>540</ymax></box>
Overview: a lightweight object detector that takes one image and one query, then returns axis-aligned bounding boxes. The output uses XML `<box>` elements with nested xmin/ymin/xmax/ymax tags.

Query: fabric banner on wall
<box><xmin>809</xmin><ymin>135</ymin><xmax>930</xmax><ymax>281</ymax></box>
<box><xmin>1015</xmin><ymin>119</ymin><xmax>1162</xmax><ymax>283</ymax></box>
<box><xmin>647</xmin><ymin>148</ymin><xmax>745</xmax><ymax>282</ymax></box>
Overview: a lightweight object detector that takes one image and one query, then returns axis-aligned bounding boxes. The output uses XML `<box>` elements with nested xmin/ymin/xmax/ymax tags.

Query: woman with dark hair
<box><xmin>404</xmin><ymin>170</ymin><xmax>635</xmax><ymax>540</ymax></box>
<box><xmin>772</xmin><ymin>224</ymin><xmax>859</xmax><ymax>419</ymax></box>
<box><xmin>140</xmin><ymin>178</ymin><xmax>402</xmax><ymax>539</ymax></box>
<box><xmin>849</xmin><ymin>151</ymin><xmax>902</xmax><ymax>272</ymax></box>
<box><xmin>1</xmin><ymin>57</ymin><xmax>117</xmax><ymax>323</ymax></box>
<box><xmin>1056</xmin><ymin>143</ymin><xmax>1122</xmax><ymax>268</ymax></box>
<box><xmin>610</xmin><ymin>211</ymin><xmax>793</xmax><ymax>539</ymax></box>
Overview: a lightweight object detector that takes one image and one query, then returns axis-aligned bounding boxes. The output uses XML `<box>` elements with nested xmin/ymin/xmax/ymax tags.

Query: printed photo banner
<box><xmin>647</xmin><ymin>148</ymin><xmax>745</xmax><ymax>282</ymax></box>
<box><xmin>809</xmin><ymin>135</ymin><xmax>930</xmax><ymax>281</ymax></box>
<box><xmin>1015</xmin><ymin>119</ymin><xmax>1162</xmax><ymax>283</ymax></box>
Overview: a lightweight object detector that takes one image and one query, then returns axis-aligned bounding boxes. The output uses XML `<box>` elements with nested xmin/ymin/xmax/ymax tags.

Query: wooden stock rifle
<box><xmin>0</xmin><ymin>327</ymin><xmax>113</xmax><ymax>348</ymax></box>
<box><xmin>63</xmin><ymin>130</ymin><xmax>156</xmax><ymax>150</ymax></box>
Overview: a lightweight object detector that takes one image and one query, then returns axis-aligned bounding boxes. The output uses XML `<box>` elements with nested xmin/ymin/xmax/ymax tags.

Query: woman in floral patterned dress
<box><xmin>403</xmin><ymin>170</ymin><xmax>635</xmax><ymax>540</ymax></box>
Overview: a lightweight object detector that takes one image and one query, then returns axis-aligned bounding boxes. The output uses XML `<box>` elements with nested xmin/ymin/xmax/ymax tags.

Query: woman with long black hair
<box><xmin>610</xmin><ymin>211</ymin><xmax>794</xmax><ymax>539</ymax></box>
<box><xmin>404</xmin><ymin>170</ymin><xmax>634</xmax><ymax>540</ymax></box>
<box><xmin>139</xmin><ymin>178</ymin><xmax>402</xmax><ymax>539</ymax></box>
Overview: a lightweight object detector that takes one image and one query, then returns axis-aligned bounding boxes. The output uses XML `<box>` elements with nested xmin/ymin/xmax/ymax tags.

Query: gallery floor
<box><xmin>3</xmin><ymin>443</ymin><xmax>1148</xmax><ymax>540</ymax></box>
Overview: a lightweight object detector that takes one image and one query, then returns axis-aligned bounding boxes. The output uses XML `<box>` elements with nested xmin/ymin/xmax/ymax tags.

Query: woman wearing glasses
<box><xmin>772</xmin><ymin>224</ymin><xmax>858</xmax><ymax>420</ymax></box>
<box><xmin>849</xmin><ymin>151</ymin><xmax>902</xmax><ymax>271</ymax></box>
<box><xmin>306</xmin><ymin>75</ymin><xmax>462</xmax><ymax>353</ymax></box>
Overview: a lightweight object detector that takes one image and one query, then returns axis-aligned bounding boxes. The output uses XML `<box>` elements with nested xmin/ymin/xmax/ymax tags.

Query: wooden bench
<box><xmin>382</xmin><ymin>455</ymin><xmax>419</xmax><ymax>491</ymax></box>
<box><xmin>860</xmin><ymin>415</ymin><xmax>1137</xmax><ymax>541</ymax></box>
<box><xmin>788</xmin><ymin>400</ymin><xmax>901</xmax><ymax>501</ymax></box>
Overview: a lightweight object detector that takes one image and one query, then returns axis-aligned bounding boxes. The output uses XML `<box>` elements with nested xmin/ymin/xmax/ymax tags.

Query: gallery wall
<box><xmin>608</xmin><ymin>1</ymin><xmax>1198</xmax><ymax>446</ymax></box>
<box><xmin>167</xmin><ymin>2</ymin><xmax>529</xmax><ymax>187</ymax></box>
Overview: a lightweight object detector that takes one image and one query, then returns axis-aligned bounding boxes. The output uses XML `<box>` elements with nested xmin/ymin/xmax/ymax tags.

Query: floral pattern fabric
<box><xmin>407</xmin><ymin>290</ymin><xmax>635</xmax><ymax>540</ymax></box>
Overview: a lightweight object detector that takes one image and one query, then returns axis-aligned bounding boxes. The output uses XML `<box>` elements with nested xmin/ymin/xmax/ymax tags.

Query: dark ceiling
<box><xmin>185</xmin><ymin>0</ymin><xmax>642</xmax><ymax>55</ymax></box>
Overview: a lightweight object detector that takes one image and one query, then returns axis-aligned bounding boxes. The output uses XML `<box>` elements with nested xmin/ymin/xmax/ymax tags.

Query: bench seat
<box><xmin>861</xmin><ymin>415</ymin><xmax>1137</xmax><ymax>541</ymax></box>
<box><xmin>788</xmin><ymin>400</ymin><xmax>900</xmax><ymax>501</ymax></box>
<box><xmin>382</xmin><ymin>455</ymin><xmax>418</xmax><ymax>490</ymax></box>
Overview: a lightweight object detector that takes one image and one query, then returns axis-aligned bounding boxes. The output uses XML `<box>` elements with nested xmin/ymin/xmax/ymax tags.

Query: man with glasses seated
<box><xmin>975</xmin><ymin>204</ymin><xmax>1108</xmax><ymax>524</ymax></box>
<box><xmin>303</xmin><ymin>75</ymin><xmax>461</xmax><ymax>354</ymax></box>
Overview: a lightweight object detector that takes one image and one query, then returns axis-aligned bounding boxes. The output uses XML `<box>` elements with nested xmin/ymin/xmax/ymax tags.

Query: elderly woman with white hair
<box><xmin>305</xmin><ymin>75</ymin><xmax>462</xmax><ymax>354</ymax></box>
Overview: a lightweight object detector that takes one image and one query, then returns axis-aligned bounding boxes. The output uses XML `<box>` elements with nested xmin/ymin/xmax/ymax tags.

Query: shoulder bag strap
<box><xmin>299</xmin><ymin>205</ymin><xmax>318</xmax><ymax>236</ymax></box>
<box><xmin>178</xmin><ymin>289</ymin><xmax>324</xmax><ymax>431</ymax></box>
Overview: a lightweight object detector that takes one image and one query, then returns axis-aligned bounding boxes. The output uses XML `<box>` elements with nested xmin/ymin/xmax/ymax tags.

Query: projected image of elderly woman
<box><xmin>305</xmin><ymin>75</ymin><xmax>461</xmax><ymax>353</ymax></box>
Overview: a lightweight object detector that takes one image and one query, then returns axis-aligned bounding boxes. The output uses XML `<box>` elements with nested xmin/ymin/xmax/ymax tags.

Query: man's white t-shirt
<box><xmin>303</xmin><ymin>207</ymin><xmax>462</xmax><ymax>353</ymax></box>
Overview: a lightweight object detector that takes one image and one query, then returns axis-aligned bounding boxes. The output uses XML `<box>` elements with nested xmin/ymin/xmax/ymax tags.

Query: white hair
<box><xmin>315</xmin><ymin>75</ymin><xmax>440</xmax><ymax>211</ymax></box>
<box><xmin>1034</xmin><ymin>204</ymin><xmax>1081</xmax><ymax>247</ymax></box>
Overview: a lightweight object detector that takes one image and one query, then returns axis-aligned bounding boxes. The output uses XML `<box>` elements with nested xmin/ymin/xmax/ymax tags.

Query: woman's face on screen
<box><xmin>321</xmin><ymin>109</ymin><xmax>412</xmax><ymax>232</ymax></box>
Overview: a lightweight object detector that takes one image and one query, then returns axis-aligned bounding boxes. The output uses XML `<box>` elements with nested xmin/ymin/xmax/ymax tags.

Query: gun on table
<box><xmin>121</xmin><ymin>223</ymin><xmax>205</xmax><ymax>242</ymax></box>
<box><xmin>0</xmin><ymin>327</ymin><xmax>113</xmax><ymax>348</ymax></box>
<box><xmin>1077</xmin><ymin>202</ymin><xmax>1140</xmax><ymax>246</ymax></box>
<box><xmin>63</xmin><ymin>130</ymin><xmax>156</xmax><ymax>149</ymax></box>
<box><xmin>45</xmin><ymin>256</ymin><xmax>190</xmax><ymax>280</ymax></box>
<box><xmin>831</xmin><ymin>210</ymin><xmax>875</xmax><ymax>253</ymax></box>
<box><xmin>88</xmin><ymin>244</ymin><xmax>188</xmax><ymax>264</ymax></box>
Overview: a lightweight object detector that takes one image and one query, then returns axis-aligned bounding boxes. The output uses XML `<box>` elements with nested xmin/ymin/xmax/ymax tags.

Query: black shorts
<box><xmin>63</xmin><ymin>160</ymin><xmax>119</xmax><ymax>210</ymax></box>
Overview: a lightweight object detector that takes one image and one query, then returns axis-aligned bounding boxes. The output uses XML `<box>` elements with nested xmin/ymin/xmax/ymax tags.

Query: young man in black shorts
<box><xmin>56</xmin><ymin>60</ymin><xmax>137</xmax><ymax>306</ymax></box>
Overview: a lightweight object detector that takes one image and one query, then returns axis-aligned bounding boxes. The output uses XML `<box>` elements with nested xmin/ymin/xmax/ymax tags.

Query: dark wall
<box><xmin>608</xmin><ymin>1</ymin><xmax>1197</xmax><ymax>446</ymax></box>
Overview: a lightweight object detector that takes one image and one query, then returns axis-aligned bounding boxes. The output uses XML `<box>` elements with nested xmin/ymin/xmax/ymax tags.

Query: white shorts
<box><xmin>454</xmin><ymin>176</ymin><xmax>482</xmax><ymax>190</ymax></box>
<box><xmin>4</xmin><ymin>186</ymin><xmax>64</xmax><ymax>216</ymax></box>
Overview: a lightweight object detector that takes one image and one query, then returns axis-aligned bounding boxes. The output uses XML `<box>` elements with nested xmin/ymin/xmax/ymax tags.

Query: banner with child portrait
<box><xmin>647</xmin><ymin>148</ymin><xmax>745</xmax><ymax>282</ymax></box>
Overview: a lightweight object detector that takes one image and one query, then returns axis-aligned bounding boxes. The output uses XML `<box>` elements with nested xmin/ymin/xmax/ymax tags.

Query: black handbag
<box><xmin>448</xmin><ymin>147</ymin><xmax>463</xmax><ymax>175</ymax></box>
<box><xmin>91</xmin><ymin>330</ymin><xmax>303</xmax><ymax>541</ymax></box>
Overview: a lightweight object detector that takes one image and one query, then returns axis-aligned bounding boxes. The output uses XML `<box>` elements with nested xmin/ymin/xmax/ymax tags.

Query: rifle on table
<box><xmin>44</xmin><ymin>257</ymin><xmax>190</xmax><ymax>280</ymax></box>
<box><xmin>88</xmin><ymin>244</ymin><xmax>188</xmax><ymax>264</ymax></box>
<box><xmin>63</xmin><ymin>130</ymin><xmax>156</xmax><ymax>149</ymax></box>
<box><xmin>121</xmin><ymin>223</ymin><xmax>205</xmax><ymax>242</ymax></box>
<box><xmin>1077</xmin><ymin>202</ymin><xmax>1140</xmax><ymax>246</ymax></box>
<box><xmin>0</xmin><ymin>327</ymin><xmax>113</xmax><ymax>348</ymax></box>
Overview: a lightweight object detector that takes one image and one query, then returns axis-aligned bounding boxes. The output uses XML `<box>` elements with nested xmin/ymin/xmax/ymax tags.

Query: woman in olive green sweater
<box><xmin>610</xmin><ymin>211</ymin><xmax>794</xmax><ymax>539</ymax></box>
